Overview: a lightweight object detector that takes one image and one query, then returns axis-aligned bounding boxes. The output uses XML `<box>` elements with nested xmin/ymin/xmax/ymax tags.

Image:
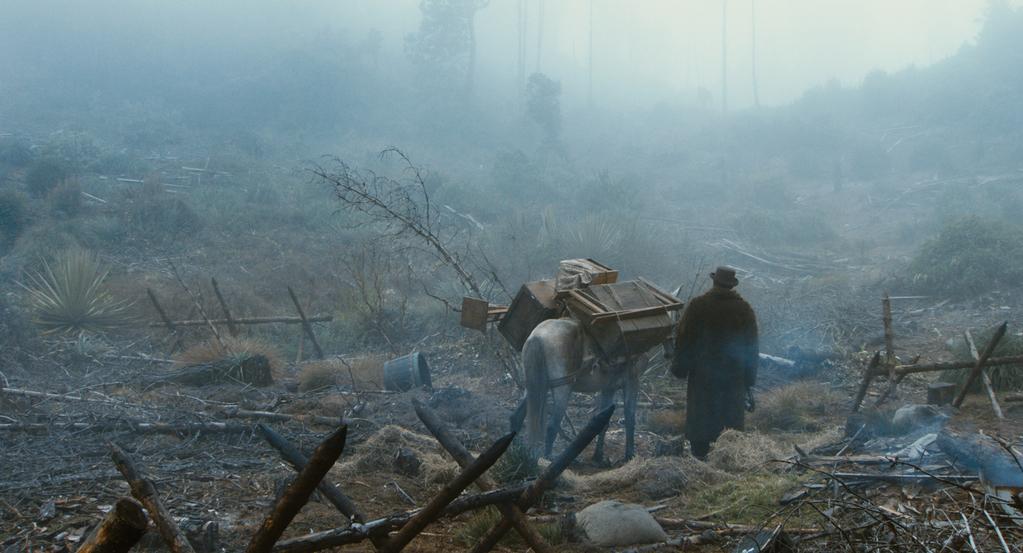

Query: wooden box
<box><xmin>460</xmin><ymin>297</ymin><xmax>491</xmax><ymax>332</ymax></box>
<box><xmin>498</xmin><ymin>280</ymin><xmax>561</xmax><ymax>351</ymax></box>
<box><xmin>556</xmin><ymin>259</ymin><xmax>619</xmax><ymax>290</ymax></box>
<box><xmin>562</xmin><ymin>278</ymin><xmax>683</xmax><ymax>359</ymax></box>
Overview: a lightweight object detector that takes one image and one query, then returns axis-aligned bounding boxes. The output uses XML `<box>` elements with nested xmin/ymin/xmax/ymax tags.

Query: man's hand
<box><xmin>745</xmin><ymin>388</ymin><xmax>756</xmax><ymax>413</ymax></box>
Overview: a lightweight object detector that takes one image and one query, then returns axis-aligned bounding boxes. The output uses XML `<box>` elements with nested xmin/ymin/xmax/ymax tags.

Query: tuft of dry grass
<box><xmin>685</xmin><ymin>472</ymin><xmax>806</xmax><ymax>525</ymax></box>
<box><xmin>334</xmin><ymin>424</ymin><xmax>460</xmax><ymax>486</ymax></box>
<box><xmin>456</xmin><ymin>507</ymin><xmax>562</xmax><ymax>547</ymax></box>
<box><xmin>563</xmin><ymin>456</ymin><xmax>727</xmax><ymax>500</ymax></box>
<box><xmin>175</xmin><ymin>337</ymin><xmax>283</xmax><ymax>372</ymax></box>
<box><xmin>749</xmin><ymin>381</ymin><xmax>841</xmax><ymax>433</ymax></box>
<box><xmin>706</xmin><ymin>429</ymin><xmax>787</xmax><ymax>473</ymax></box>
<box><xmin>646</xmin><ymin>409</ymin><xmax>685</xmax><ymax>435</ymax></box>
<box><xmin>297</xmin><ymin>356</ymin><xmax>385</xmax><ymax>393</ymax></box>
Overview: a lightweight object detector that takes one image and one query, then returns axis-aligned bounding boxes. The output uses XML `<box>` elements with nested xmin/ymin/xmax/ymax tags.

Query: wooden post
<box><xmin>288</xmin><ymin>287</ymin><xmax>324</xmax><ymax>360</ymax></box>
<box><xmin>76</xmin><ymin>497</ymin><xmax>149</xmax><ymax>553</ymax></box>
<box><xmin>247</xmin><ymin>426</ymin><xmax>348</xmax><ymax>553</ymax></box>
<box><xmin>210</xmin><ymin>278</ymin><xmax>239</xmax><ymax>337</ymax></box>
<box><xmin>378</xmin><ymin>432</ymin><xmax>516</xmax><ymax>553</ymax></box>
<box><xmin>413</xmin><ymin>399</ymin><xmax>552</xmax><ymax>553</ymax></box>
<box><xmin>148</xmin><ymin>288</ymin><xmax>184</xmax><ymax>354</ymax></box>
<box><xmin>470</xmin><ymin>406</ymin><xmax>615</xmax><ymax>553</ymax></box>
<box><xmin>882</xmin><ymin>293</ymin><xmax>895</xmax><ymax>366</ymax></box>
<box><xmin>109</xmin><ymin>443</ymin><xmax>197</xmax><ymax>553</ymax></box>
<box><xmin>954</xmin><ymin>322</ymin><xmax>1009</xmax><ymax>408</ymax></box>
<box><xmin>255</xmin><ymin>424</ymin><xmax>365</xmax><ymax>523</ymax></box>
<box><xmin>957</xmin><ymin>325</ymin><xmax>1006</xmax><ymax>417</ymax></box>
<box><xmin>850</xmin><ymin>351</ymin><xmax>881</xmax><ymax>413</ymax></box>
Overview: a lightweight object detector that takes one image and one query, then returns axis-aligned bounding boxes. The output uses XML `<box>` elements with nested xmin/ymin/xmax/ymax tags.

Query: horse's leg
<box><xmin>592</xmin><ymin>387</ymin><xmax>615</xmax><ymax>465</ymax></box>
<box><xmin>545</xmin><ymin>385</ymin><xmax>571</xmax><ymax>458</ymax></box>
<box><xmin>623</xmin><ymin>364</ymin><xmax>641</xmax><ymax>461</ymax></box>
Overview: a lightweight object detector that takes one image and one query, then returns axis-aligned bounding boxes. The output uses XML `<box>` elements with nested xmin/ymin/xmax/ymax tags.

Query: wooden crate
<box><xmin>556</xmin><ymin>258</ymin><xmax>619</xmax><ymax>290</ymax></box>
<box><xmin>562</xmin><ymin>278</ymin><xmax>683</xmax><ymax>358</ymax></box>
<box><xmin>498</xmin><ymin>280</ymin><xmax>561</xmax><ymax>351</ymax></box>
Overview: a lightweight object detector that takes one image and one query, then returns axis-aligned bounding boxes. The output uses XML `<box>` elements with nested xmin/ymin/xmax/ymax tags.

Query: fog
<box><xmin>0</xmin><ymin>0</ymin><xmax>999</xmax><ymax>112</ymax></box>
<box><xmin>4</xmin><ymin>2</ymin><xmax>1023</xmax><ymax>548</ymax></box>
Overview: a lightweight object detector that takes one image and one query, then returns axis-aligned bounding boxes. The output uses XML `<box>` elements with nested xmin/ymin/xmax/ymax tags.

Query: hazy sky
<box><xmin>2</xmin><ymin>0</ymin><xmax>1017</xmax><ymax>112</ymax></box>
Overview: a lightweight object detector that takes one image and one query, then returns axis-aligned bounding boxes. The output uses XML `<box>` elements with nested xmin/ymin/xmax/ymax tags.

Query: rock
<box><xmin>575</xmin><ymin>500</ymin><xmax>667</xmax><ymax>547</ymax></box>
<box><xmin>891</xmin><ymin>404</ymin><xmax>949</xmax><ymax>435</ymax></box>
<box><xmin>393</xmin><ymin>447</ymin><xmax>422</xmax><ymax>477</ymax></box>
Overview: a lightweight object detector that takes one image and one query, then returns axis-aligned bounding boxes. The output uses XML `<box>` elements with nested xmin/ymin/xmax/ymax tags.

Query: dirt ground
<box><xmin>3</xmin><ymin>294</ymin><xmax>1022</xmax><ymax>553</ymax></box>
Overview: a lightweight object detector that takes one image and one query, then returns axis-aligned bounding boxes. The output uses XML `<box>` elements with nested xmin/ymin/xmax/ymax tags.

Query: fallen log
<box><xmin>144</xmin><ymin>355</ymin><xmax>273</xmax><ymax>388</ymax></box>
<box><xmin>147</xmin><ymin>315</ymin><xmax>332</xmax><ymax>328</ymax></box>
<box><xmin>0</xmin><ymin>421</ymin><xmax>249</xmax><ymax>434</ymax></box>
<box><xmin>255</xmin><ymin>423</ymin><xmax>364</xmax><ymax>522</ymax></box>
<box><xmin>219</xmin><ymin>407</ymin><xmax>341</xmax><ymax>427</ymax></box>
<box><xmin>76</xmin><ymin>497</ymin><xmax>149</xmax><ymax>553</ymax></box>
<box><xmin>1</xmin><ymin>386</ymin><xmax>128</xmax><ymax>405</ymax></box>
<box><xmin>110</xmin><ymin>443</ymin><xmax>196</xmax><ymax>553</ymax></box>
<box><xmin>412</xmin><ymin>398</ymin><xmax>551</xmax><ymax>553</ymax></box>
<box><xmin>272</xmin><ymin>482</ymin><xmax>532</xmax><ymax>553</ymax></box>
<box><xmin>936</xmin><ymin>428</ymin><xmax>1023</xmax><ymax>487</ymax></box>
<box><xmin>246</xmin><ymin>425</ymin><xmax>348</xmax><ymax>553</ymax></box>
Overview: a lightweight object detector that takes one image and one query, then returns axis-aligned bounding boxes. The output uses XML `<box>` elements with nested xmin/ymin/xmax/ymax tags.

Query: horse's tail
<box><xmin>522</xmin><ymin>333</ymin><xmax>547</xmax><ymax>456</ymax></box>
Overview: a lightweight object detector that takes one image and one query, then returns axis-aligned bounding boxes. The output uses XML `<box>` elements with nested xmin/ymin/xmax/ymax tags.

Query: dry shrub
<box><xmin>749</xmin><ymin>381</ymin><xmax>841</xmax><ymax>432</ymax></box>
<box><xmin>298</xmin><ymin>363</ymin><xmax>337</xmax><ymax>392</ymax></box>
<box><xmin>563</xmin><ymin>456</ymin><xmax>726</xmax><ymax>500</ymax></box>
<box><xmin>336</xmin><ymin>424</ymin><xmax>458</xmax><ymax>485</ymax></box>
<box><xmin>175</xmin><ymin>337</ymin><xmax>283</xmax><ymax>372</ymax></box>
<box><xmin>646</xmin><ymin>409</ymin><xmax>685</xmax><ymax>435</ymax></box>
<box><xmin>297</xmin><ymin>356</ymin><xmax>385</xmax><ymax>393</ymax></box>
<box><xmin>706</xmin><ymin>430</ymin><xmax>787</xmax><ymax>473</ymax></box>
<box><xmin>456</xmin><ymin>506</ymin><xmax>562</xmax><ymax>547</ymax></box>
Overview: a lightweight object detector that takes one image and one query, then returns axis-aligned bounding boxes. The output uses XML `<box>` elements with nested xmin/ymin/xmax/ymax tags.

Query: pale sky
<box><xmin>2</xmin><ymin>0</ymin><xmax>1016</xmax><ymax>111</ymax></box>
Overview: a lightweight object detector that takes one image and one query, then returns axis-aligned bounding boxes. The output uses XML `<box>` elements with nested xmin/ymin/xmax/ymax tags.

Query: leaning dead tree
<box><xmin>311</xmin><ymin>149</ymin><xmax>490</xmax><ymax>301</ymax></box>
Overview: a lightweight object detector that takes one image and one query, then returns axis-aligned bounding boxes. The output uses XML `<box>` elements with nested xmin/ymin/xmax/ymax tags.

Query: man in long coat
<box><xmin>671</xmin><ymin>266</ymin><xmax>759</xmax><ymax>459</ymax></box>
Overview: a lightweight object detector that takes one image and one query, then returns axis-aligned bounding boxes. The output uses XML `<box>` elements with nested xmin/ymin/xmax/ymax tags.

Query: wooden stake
<box><xmin>255</xmin><ymin>423</ymin><xmax>365</xmax><ymax>523</ymax></box>
<box><xmin>288</xmin><ymin>287</ymin><xmax>324</xmax><ymax>360</ymax></box>
<box><xmin>850</xmin><ymin>351</ymin><xmax>881</xmax><ymax>413</ymax></box>
<box><xmin>470</xmin><ymin>406</ymin><xmax>615</xmax><ymax>553</ymax></box>
<box><xmin>76</xmin><ymin>497</ymin><xmax>149</xmax><ymax>553</ymax></box>
<box><xmin>109</xmin><ymin>443</ymin><xmax>197</xmax><ymax>553</ymax></box>
<box><xmin>954</xmin><ymin>322</ymin><xmax>1009</xmax><ymax>408</ymax></box>
<box><xmin>965</xmin><ymin>328</ymin><xmax>1005</xmax><ymax>418</ymax></box>
<box><xmin>246</xmin><ymin>426</ymin><xmax>348</xmax><ymax>553</ymax></box>
<box><xmin>413</xmin><ymin>399</ymin><xmax>552</xmax><ymax>553</ymax></box>
<box><xmin>210</xmin><ymin>278</ymin><xmax>239</xmax><ymax>337</ymax></box>
<box><xmin>148</xmin><ymin>288</ymin><xmax>183</xmax><ymax>355</ymax></box>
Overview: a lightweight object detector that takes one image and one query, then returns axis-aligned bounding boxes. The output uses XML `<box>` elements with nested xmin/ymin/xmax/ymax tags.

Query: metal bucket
<box><xmin>383</xmin><ymin>351</ymin><xmax>432</xmax><ymax>392</ymax></box>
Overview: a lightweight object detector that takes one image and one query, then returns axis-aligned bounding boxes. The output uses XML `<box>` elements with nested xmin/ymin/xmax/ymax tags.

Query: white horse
<box><xmin>514</xmin><ymin>317</ymin><xmax>647</xmax><ymax>463</ymax></box>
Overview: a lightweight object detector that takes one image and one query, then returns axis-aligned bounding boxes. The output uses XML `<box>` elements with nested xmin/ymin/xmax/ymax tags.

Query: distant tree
<box><xmin>405</xmin><ymin>0</ymin><xmax>489</xmax><ymax>98</ymax></box>
<box><xmin>525</xmin><ymin>72</ymin><xmax>561</xmax><ymax>144</ymax></box>
<box><xmin>721</xmin><ymin>0</ymin><xmax>728</xmax><ymax>113</ymax></box>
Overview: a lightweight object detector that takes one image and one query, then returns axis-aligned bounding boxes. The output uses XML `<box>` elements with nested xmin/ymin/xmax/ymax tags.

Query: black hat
<box><xmin>710</xmin><ymin>266</ymin><xmax>739</xmax><ymax>288</ymax></box>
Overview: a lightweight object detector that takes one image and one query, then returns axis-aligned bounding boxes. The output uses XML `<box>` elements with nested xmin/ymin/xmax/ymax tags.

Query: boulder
<box><xmin>891</xmin><ymin>404</ymin><xmax>948</xmax><ymax>435</ymax></box>
<box><xmin>575</xmin><ymin>500</ymin><xmax>667</xmax><ymax>547</ymax></box>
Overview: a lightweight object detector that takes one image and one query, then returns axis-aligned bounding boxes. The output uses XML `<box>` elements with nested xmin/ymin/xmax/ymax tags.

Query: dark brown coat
<box><xmin>671</xmin><ymin>286</ymin><xmax>758</xmax><ymax>443</ymax></box>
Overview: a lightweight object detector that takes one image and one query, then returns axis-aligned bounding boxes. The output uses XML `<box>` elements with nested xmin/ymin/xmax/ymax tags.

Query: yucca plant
<box><xmin>19</xmin><ymin>249</ymin><xmax>133</xmax><ymax>335</ymax></box>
